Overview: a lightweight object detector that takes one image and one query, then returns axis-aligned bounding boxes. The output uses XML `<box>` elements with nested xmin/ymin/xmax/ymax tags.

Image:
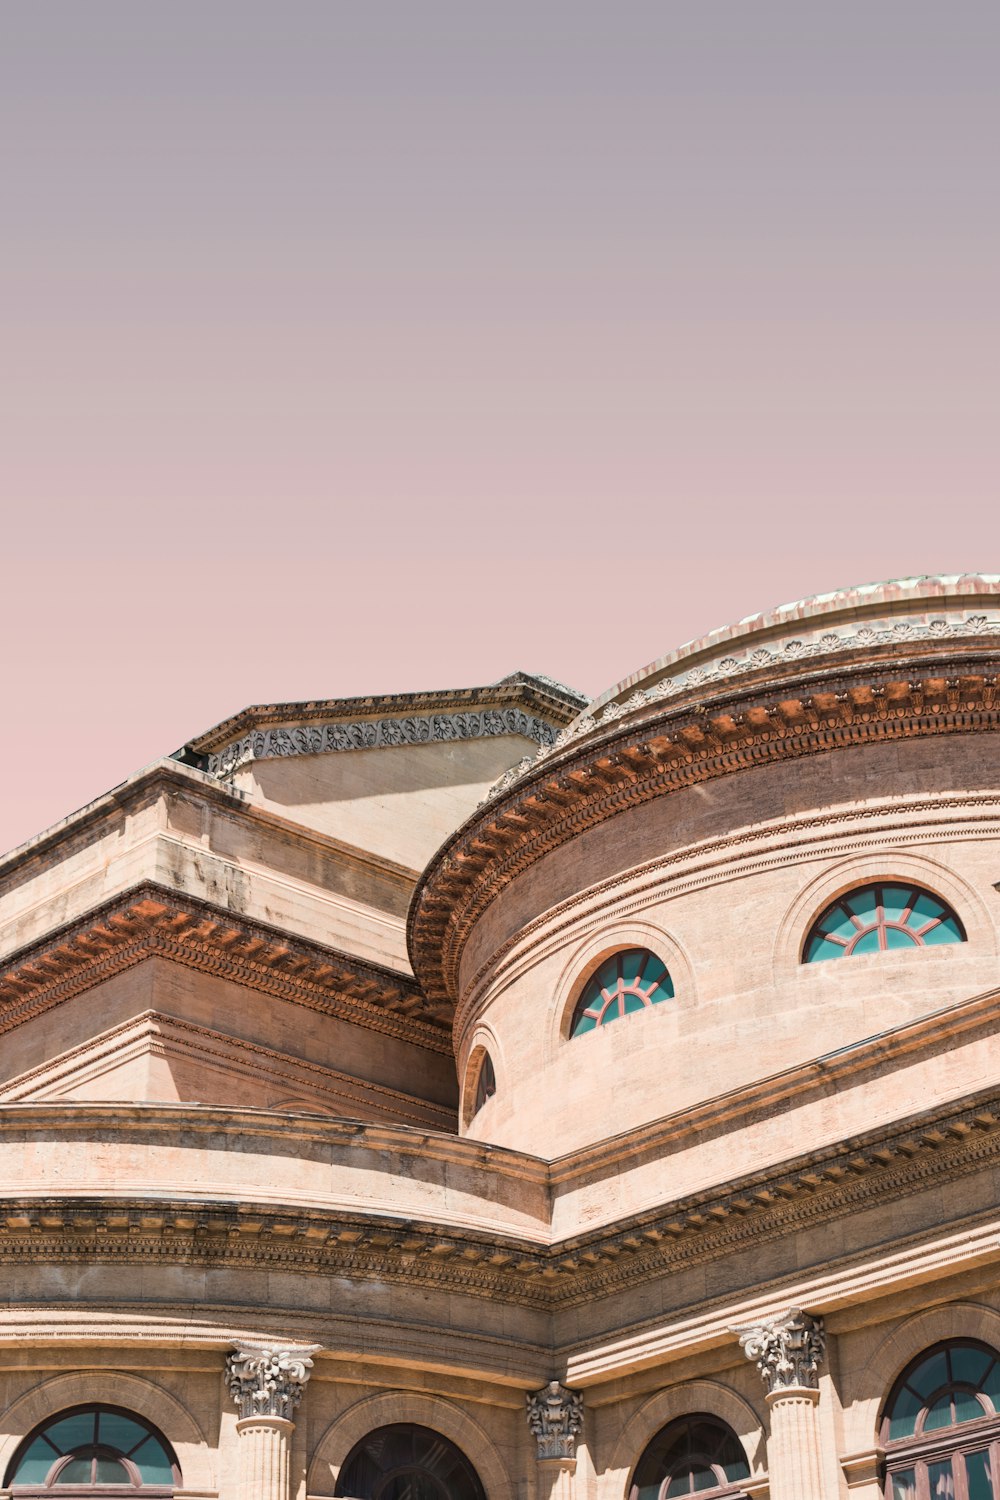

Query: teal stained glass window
<box><xmin>803</xmin><ymin>883</ymin><xmax>965</xmax><ymax>963</ymax></box>
<box><xmin>882</xmin><ymin>1343</ymin><xmax>1000</xmax><ymax>1499</ymax></box>
<box><xmin>571</xmin><ymin>949</ymin><xmax>674</xmax><ymax>1037</ymax></box>
<box><xmin>7</xmin><ymin>1405</ymin><xmax>177</xmax><ymax>1489</ymax></box>
<box><xmin>884</xmin><ymin>1343</ymin><xmax>1000</xmax><ymax>1442</ymax></box>
<box><xmin>630</xmin><ymin>1415</ymin><xmax>751</xmax><ymax>1500</ymax></box>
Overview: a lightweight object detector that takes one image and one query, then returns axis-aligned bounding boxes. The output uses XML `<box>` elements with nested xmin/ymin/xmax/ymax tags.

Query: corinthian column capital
<box><xmin>526</xmin><ymin>1381</ymin><xmax>584</xmax><ymax>1461</ymax></box>
<box><xmin>225</xmin><ymin>1343</ymin><xmax>318</xmax><ymax>1421</ymax></box>
<box><xmin>738</xmin><ymin>1309</ymin><xmax>826</xmax><ymax>1394</ymax></box>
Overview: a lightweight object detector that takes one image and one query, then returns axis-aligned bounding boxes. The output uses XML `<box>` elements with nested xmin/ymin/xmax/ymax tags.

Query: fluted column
<box><xmin>739</xmin><ymin>1310</ymin><xmax>826</xmax><ymax>1500</ymax></box>
<box><xmin>526</xmin><ymin>1382</ymin><xmax>584</xmax><ymax>1500</ymax></box>
<box><xmin>225</xmin><ymin>1344</ymin><xmax>317</xmax><ymax>1500</ymax></box>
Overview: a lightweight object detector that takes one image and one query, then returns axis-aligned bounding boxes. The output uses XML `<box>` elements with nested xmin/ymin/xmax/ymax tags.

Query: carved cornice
<box><xmin>184</xmin><ymin>674</ymin><xmax>587</xmax><ymax>776</ymax></box>
<box><xmin>526</xmin><ymin>1381</ymin><xmax>584</xmax><ymax>1460</ymax></box>
<box><xmin>225</xmin><ymin>1343</ymin><xmax>317</xmax><ymax>1420</ymax></box>
<box><xmin>202</xmin><ymin>709</ymin><xmax>566</xmax><ymax>778</ymax></box>
<box><xmin>553</xmin><ymin>600</ymin><xmax>1000</xmax><ymax>754</ymax></box>
<box><xmin>3</xmin><ymin>1086</ymin><xmax>1000</xmax><ymax>1311</ymax></box>
<box><xmin>410</xmin><ymin>651</ymin><xmax>1000</xmax><ymax>1007</ymax></box>
<box><xmin>0</xmin><ymin>882</ymin><xmax>452</xmax><ymax>1051</ymax></box>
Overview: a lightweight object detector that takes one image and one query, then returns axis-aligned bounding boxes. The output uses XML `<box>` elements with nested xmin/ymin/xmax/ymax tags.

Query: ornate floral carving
<box><xmin>738</xmin><ymin>1310</ymin><xmax>826</xmax><ymax>1393</ymax></box>
<box><xmin>580</xmin><ymin>611</ymin><xmax>1000</xmax><ymax>736</ymax></box>
<box><xmin>526</xmin><ymin>1381</ymin><xmax>584</xmax><ymax>1460</ymax></box>
<box><xmin>207</xmin><ymin>710</ymin><xmax>558</xmax><ymax>776</ymax></box>
<box><xmin>225</xmin><ymin>1344</ymin><xmax>317</xmax><ymax>1420</ymax></box>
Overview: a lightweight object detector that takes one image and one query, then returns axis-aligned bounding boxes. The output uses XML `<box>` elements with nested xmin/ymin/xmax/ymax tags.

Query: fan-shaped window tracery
<box><xmin>570</xmin><ymin>949</ymin><xmax>674</xmax><ymax>1037</ymax></box>
<box><xmin>335</xmin><ymin>1423</ymin><xmax>486</xmax><ymax>1500</ymax></box>
<box><xmin>803</xmin><ymin>884</ymin><xmax>965</xmax><ymax>964</ymax></box>
<box><xmin>881</xmin><ymin>1340</ymin><xmax>1000</xmax><ymax>1498</ymax></box>
<box><xmin>629</xmin><ymin>1414</ymin><xmax>751</xmax><ymax>1499</ymax></box>
<box><xmin>7</xmin><ymin>1405</ymin><xmax>178</xmax><ymax>1491</ymax></box>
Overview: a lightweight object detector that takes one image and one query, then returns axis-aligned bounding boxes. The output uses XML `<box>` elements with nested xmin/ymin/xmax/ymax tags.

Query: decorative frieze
<box><xmin>0</xmin><ymin>1088</ymin><xmax>998</xmax><ymax>1312</ymax></box>
<box><xmin>206</xmin><ymin>709</ymin><xmax>559</xmax><ymax>777</ymax></box>
<box><xmin>526</xmin><ymin>1381</ymin><xmax>584</xmax><ymax>1460</ymax></box>
<box><xmin>579</xmin><ymin>607</ymin><xmax>1000</xmax><ymax>737</ymax></box>
<box><xmin>739</xmin><ymin>1309</ymin><xmax>826</xmax><ymax>1393</ymax></box>
<box><xmin>225</xmin><ymin>1344</ymin><xmax>317</xmax><ymax>1420</ymax></box>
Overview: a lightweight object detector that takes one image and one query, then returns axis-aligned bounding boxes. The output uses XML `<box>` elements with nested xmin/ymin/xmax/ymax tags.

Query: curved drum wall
<box><xmin>457</xmin><ymin>733</ymin><xmax>1000</xmax><ymax>1157</ymax></box>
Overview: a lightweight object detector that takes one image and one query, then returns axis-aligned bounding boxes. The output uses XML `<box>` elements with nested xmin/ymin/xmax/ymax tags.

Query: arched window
<box><xmin>7</xmin><ymin>1406</ymin><xmax>178</xmax><ymax>1492</ymax></box>
<box><xmin>880</xmin><ymin>1340</ymin><xmax>1000</xmax><ymax>1498</ymax></box>
<box><xmin>803</xmin><ymin>883</ymin><xmax>965</xmax><ymax>963</ymax></box>
<box><xmin>629</xmin><ymin>1414</ymin><xmax>751</xmax><ymax>1499</ymax></box>
<box><xmin>570</xmin><ymin>949</ymin><xmax>674</xmax><ymax>1037</ymax></box>
<box><xmin>335</xmin><ymin>1423</ymin><xmax>486</xmax><ymax>1500</ymax></box>
<box><xmin>472</xmin><ymin>1052</ymin><xmax>496</xmax><ymax>1115</ymax></box>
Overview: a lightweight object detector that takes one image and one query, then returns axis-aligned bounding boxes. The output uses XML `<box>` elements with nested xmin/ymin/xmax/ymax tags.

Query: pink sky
<box><xmin>2</xmin><ymin>4</ymin><xmax>998</xmax><ymax>855</ymax></box>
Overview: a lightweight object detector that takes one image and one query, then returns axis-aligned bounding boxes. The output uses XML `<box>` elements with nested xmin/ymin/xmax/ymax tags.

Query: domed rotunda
<box><xmin>3</xmin><ymin>576</ymin><xmax>1000</xmax><ymax>1500</ymax></box>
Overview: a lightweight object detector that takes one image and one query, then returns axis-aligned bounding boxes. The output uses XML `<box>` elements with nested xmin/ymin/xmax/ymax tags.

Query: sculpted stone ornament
<box><xmin>738</xmin><ymin>1310</ymin><xmax>826</xmax><ymax>1394</ymax></box>
<box><xmin>526</xmin><ymin>1380</ymin><xmax>585</xmax><ymax>1460</ymax></box>
<box><xmin>225</xmin><ymin>1344</ymin><xmax>317</xmax><ymax>1421</ymax></box>
<box><xmin>207</xmin><ymin>709</ymin><xmax>559</xmax><ymax>777</ymax></box>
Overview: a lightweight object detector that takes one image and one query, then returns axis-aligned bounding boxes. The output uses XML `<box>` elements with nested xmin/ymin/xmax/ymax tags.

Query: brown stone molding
<box><xmin>3</xmin><ymin>1085</ymin><xmax>1000</xmax><ymax>1313</ymax></box>
<box><xmin>409</xmin><ymin>652</ymin><xmax>1000</xmax><ymax>1006</ymax></box>
<box><xmin>0</xmin><ymin>881</ymin><xmax>452</xmax><ymax>1050</ymax></box>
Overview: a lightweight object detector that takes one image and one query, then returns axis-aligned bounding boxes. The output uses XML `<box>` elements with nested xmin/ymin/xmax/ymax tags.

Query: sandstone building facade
<box><xmin>2</xmin><ymin>576</ymin><xmax>1000</xmax><ymax>1500</ymax></box>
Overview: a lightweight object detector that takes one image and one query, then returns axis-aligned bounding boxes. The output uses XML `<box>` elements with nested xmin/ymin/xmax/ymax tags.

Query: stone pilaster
<box><xmin>739</xmin><ymin>1310</ymin><xmax>826</xmax><ymax>1500</ymax></box>
<box><xmin>225</xmin><ymin>1344</ymin><xmax>317</xmax><ymax>1500</ymax></box>
<box><xmin>527</xmin><ymin>1382</ymin><xmax>584</xmax><ymax>1500</ymax></box>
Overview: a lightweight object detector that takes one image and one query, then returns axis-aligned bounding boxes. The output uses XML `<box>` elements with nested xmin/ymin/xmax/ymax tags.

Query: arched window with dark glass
<box><xmin>472</xmin><ymin>1052</ymin><xmax>496</xmax><ymax>1116</ymax></box>
<box><xmin>570</xmin><ymin>949</ymin><xmax>674</xmax><ymax>1038</ymax></box>
<box><xmin>628</xmin><ymin>1414</ymin><xmax>751</xmax><ymax>1499</ymax></box>
<box><xmin>335</xmin><ymin>1424</ymin><xmax>486</xmax><ymax>1500</ymax></box>
<box><xmin>803</xmin><ymin>883</ymin><xmax>965</xmax><ymax>964</ymax></box>
<box><xmin>6</xmin><ymin>1406</ymin><xmax>179</xmax><ymax>1492</ymax></box>
<box><xmin>880</xmin><ymin>1340</ymin><xmax>1000</xmax><ymax>1498</ymax></box>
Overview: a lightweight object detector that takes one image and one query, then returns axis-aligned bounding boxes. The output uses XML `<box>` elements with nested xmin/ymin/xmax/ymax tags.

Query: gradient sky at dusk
<box><xmin>2</xmin><ymin>3</ymin><xmax>998</xmax><ymax>853</ymax></box>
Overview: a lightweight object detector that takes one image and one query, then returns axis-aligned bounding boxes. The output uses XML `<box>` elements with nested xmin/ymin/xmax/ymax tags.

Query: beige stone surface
<box><xmin>3</xmin><ymin>595</ymin><xmax>1000</xmax><ymax>1498</ymax></box>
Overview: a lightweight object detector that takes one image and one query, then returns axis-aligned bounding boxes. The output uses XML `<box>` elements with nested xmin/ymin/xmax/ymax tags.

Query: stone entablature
<box><xmin>1</xmin><ymin>1078</ymin><xmax>998</xmax><ymax>1316</ymax></box>
<box><xmin>584</xmin><ymin>574</ymin><xmax>1000</xmax><ymax>706</ymax></box>
<box><xmin>202</xmin><ymin>708</ymin><xmax>567</xmax><ymax>779</ymax></box>
<box><xmin>183</xmin><ymin>674</ymin><xmax>588</xmax><ymax>778</ymax></box>
<box><xmin>479</xmin><ymin>579</ymin><xmax>1000</xmax><ymax>806</ymax></box>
